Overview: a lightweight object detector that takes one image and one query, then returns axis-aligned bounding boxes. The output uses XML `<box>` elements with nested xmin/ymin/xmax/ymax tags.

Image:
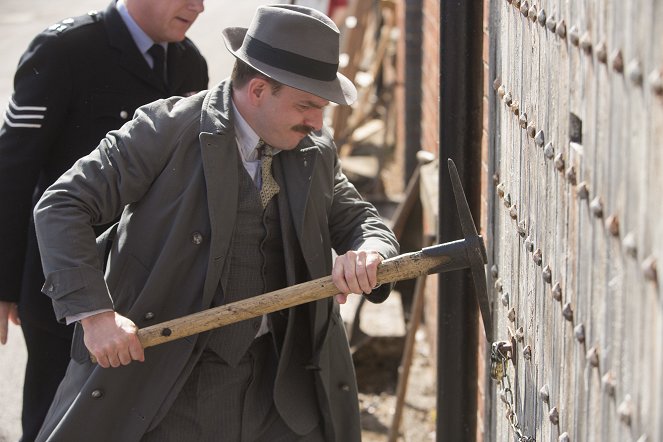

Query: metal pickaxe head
<box><xmin>420</xmin><ymin>159</ymin><xmax>492</xmax><ymax>341</ymax></box>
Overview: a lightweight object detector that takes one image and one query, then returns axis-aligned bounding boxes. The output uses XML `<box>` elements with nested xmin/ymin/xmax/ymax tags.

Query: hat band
<box><xmin>244</xmin><ymin>35</ymin><xmax>339</xmax><ymax>82</ymax></box>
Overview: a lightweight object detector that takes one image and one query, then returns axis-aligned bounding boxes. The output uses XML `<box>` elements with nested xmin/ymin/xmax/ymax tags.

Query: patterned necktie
<box><xmin>258</xmin><ymin>140</ymin><xmax>280</xmax><ymax>208</ymax></box>
<box><xmin>148</xmin><ymin>44</ymin><xmax>167</xmax><ymax>87</ymax></box>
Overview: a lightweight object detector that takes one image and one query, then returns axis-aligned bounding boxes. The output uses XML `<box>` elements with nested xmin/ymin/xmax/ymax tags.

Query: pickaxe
<box><xmin>133</xmin><ymin>158</ymin><xmax>492</xmax><ymax>351</ymax></box>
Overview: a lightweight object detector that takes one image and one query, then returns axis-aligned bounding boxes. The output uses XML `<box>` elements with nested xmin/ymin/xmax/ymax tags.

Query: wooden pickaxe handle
<box><xmin>88</xmin><ymin>159</ymin><xmax>491</xmax><ymax>364</ymax></box>
<box><xmin>135</xmin><ymin>159</ymin><xmax>493</xmax><ymax>350</ymax></box>
<box><xmin>136</xmin><ymin>246</ymin><xmax>464</xmax><ymax>350</ymax></box>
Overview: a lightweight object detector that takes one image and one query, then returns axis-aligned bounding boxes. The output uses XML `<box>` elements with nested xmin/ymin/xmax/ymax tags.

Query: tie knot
<box><xmin>257</xmin><ymin>140</ymin><xmax>273</xmax><ymax>158</ymax></box>
<box><xmin>148</xmin><ymin>44</ymin><xmax>166</xmax><ymax>63</ymax></box>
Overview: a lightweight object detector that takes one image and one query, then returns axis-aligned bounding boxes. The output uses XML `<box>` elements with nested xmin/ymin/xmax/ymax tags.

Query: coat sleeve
<box><xmin>32</xmin><ymin>98</ymin><xmax>190</xmax><ymax>321</ymax></box>
<box><xmin>0</xmin><ymin>32</ymin><xmax>72</xmax><ymax>301</ymax></box>
<box><xmin>324</xmin><ymin>134</ymin><xmax>400</xmax><ymax>303</ymax></box>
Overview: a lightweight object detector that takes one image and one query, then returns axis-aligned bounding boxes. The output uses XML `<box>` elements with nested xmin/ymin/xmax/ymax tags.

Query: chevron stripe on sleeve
<box><xmin>3</xmin><ymin>98</ymin><xmax>47</xmax><ymax>129</ymax></box>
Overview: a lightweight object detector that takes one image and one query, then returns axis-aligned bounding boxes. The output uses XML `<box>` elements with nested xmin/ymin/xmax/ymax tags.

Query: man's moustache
<box><xmin>292</xmin><ymin>125</ymin><xmax>315</xmax><ymax>135</ymax></box>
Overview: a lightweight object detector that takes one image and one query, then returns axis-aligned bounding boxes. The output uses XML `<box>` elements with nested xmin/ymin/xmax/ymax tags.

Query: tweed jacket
<box><xmin>33</xmin><ymin>80</ymin><xmax>399</xmax><ymax>441</ymax></box>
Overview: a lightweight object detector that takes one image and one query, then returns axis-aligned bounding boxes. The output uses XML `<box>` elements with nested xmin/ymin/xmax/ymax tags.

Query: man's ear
<box><xmin>247</xmin><ymin>78</ymin><xmax>269</xmax><ymax>105</ymax></box>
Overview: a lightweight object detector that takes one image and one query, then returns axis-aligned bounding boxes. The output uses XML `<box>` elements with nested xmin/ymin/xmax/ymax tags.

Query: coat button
<box><xmin>119</xmin><ymin>110</ymin><xmax>129</xmax><ymax>119</ymax></box>
<box><xmin>339</xmin><ymin>383</ymin><xmax>351</xmax><ymax>392</ymax></box>
<box><xmin>47</xmin><ymin>284</ymin><xmax>55</xmax><ymax>292</ymax></box>
<box><xmin>144</xmin><ymin>312</ymin><xmax>155</xmax><ymax>320</ymax></box>
<box><xmin>91</xmin><ymin>389</ymin><xmax>104</xmax><ymax>399</ymax></box>
<box><xmin>191</xmin><ymin>232</ymin><xmax>203</xmax><ymax>245</ymax></box>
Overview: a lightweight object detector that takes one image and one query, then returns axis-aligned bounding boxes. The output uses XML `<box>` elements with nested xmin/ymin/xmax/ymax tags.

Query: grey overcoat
<box><xmin>33</xmin><ymin>80</ymin><xmax>399</xmax><ymax>441</ymax></box>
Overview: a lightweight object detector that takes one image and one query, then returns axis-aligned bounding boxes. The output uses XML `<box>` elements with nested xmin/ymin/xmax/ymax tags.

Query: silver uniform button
<box><xmin>119</xmin><ymin>110</ymin><xmax>129</xmax><ymax>119</ymax></box>
<box><xmin>144</xmin><ymin>312</ymin><xmax>155</xmax><ymax>320</ymax></box>
<box><xmin>91</xmin><ymin>389</ymin><xmax>103</xmax><ymax>399</ymax></box>
<box><xmin>191</xmin><ymin>232</ymin><xmax>203</xmax><ymax>245</ymax></box>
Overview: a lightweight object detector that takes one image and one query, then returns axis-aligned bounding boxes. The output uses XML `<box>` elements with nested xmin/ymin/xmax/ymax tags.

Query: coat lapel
<box><xmin>279</xmin><ymin>144</ymin><xmax>334</xmax><ymax>281</ymax></box>
<box><xmin>199</xmin><ymin>133</ymin><xmax>238</xmax><ymax>308</ymax></box>
<box><xmin>274</xmin><ymin>143</ymin><xmax>336</xmax><ymax>435</ymax></box>
<box><xmin>199</xmin><ymin>87</ymin><xmax>238</xmax><ymax>307</ymax></box>
<box><xmin>278</xmin><ymin>145</ymin><xmax>316</xmax><ymax>245</ymax></box>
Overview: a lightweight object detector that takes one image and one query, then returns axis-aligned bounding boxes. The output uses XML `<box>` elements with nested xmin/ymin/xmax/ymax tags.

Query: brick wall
<box><xmin>419</xmin><ymin>0</ymin><xmax>440</xmax><ymax>384</ymax></box>
<box><xmin>420</xmin><ymin>0</ymin><xmax>440</xmax><ymax>157</ymax></box>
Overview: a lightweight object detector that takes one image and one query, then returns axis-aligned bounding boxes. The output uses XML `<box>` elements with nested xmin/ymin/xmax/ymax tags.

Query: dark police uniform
<box><xmin>0</xmin><ymin>2</ymin><xmax>208</xmax><ymax>440</ymax></box>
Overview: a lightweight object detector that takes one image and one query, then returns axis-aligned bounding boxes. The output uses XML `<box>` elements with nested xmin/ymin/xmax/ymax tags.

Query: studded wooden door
<box><xmin>485</xmin><ymin>1</ymin><xmax>662</xmax><ymax>441</ymax></box>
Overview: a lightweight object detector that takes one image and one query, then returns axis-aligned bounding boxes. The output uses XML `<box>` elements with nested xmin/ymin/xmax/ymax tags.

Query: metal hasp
<box><xmin>421</xmin><ymin>159</ymin><xmax>492</xmax><ymax>341</ymax></box>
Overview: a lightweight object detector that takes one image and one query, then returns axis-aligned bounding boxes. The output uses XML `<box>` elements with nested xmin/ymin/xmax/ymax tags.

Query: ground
<box><xmin>355</xmin><ymin>332</ymin><xmax>437</xmax><ymax>441</ymax></box>
<box><xmin>341</xmin><ymin>287</ymin><xmax>436</xmax><ymax>442</ymax></box>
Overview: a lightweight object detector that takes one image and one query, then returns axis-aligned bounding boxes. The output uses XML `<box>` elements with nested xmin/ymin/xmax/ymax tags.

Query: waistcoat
<box><xmin>206</xmin><ymin>157</ymin><xmax>287</xmax><ymax>366</ymax></box>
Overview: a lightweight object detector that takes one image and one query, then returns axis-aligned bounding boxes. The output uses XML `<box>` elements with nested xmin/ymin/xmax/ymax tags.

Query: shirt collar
<box><xmin>116</xmin><ymin>0</ymin><xmax>166</xmax><ymax>56</ymax></box>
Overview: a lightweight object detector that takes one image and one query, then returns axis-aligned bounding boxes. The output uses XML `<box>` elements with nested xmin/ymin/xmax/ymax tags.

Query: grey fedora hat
<box><xmin>222</xmin><ymin>4</ymin><xmax>357</xmax><ymax>105</ymax></box>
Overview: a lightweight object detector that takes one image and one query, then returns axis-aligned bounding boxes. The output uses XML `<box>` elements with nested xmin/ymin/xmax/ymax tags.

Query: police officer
<box><xmin>0</xmin><ymin>1</ymin><xmax>208</xmax><ymax>439</ymax></box>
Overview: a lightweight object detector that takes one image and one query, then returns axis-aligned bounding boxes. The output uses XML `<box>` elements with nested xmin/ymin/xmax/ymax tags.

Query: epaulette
<box><xmin>46</xmin><ymin>10</ymin><xmax>101</xmax><ymax>35</ymax></box>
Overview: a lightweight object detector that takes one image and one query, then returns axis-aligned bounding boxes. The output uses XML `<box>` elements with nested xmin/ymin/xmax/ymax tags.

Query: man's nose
<box><xmin>305</xmin><ymin>109</ymin><xmax>324</xmax><ymax>131</ymax></box>
<box><xmin>188</xmin><ymin>0</ymin><xmax>205</xmax><ymax>13</ymax></box>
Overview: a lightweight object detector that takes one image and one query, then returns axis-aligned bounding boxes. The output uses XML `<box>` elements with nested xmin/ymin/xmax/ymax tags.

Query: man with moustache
<box><xmin>34</xmin><ymin>4</ymin><xmax>398</xmax><ymax>441</ymax></box>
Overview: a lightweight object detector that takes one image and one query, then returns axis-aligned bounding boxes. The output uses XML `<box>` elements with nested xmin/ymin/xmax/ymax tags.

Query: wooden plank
<box><xmin>492</xmin><ymin>6</ymin><xmax>510</xmax><ymax>440</ymax></box>
<box><xmin>489</xmin><ymin>4</ymin><xmax>504</xmax><ymax>439</ymax></box>
<box><xmin>627</xmin><ymin>2</ymin><xmax>662</xmax><ymax>435</ymax></box>
<box><xmin>594</xmin><ymin>1</ymin><xmax>619</xmax><ymax>440</ymax></box>
<box><xmin>538</xmin><ymin>1</ymin><xmax>562</xmax><ymax>441</ymax></box>
<box><xmin>589</xmin><ymin>14</ymin><xmax>607</xmax><ymax>439</ymax></box>
<box><xmin>508</xmin><ymin>4</ymin><xmax>526</xmax><ymax>438</ymax></box>
<box><xmin>609</xmin><ymin>3</ymin><xmax>634</xmax><ymax>442</ymax></box>
<box><xmin>548</xmin><ymin>1</ymin><xmax>567</xmax><ymax>441</ymax></box>
<box><xmin>624</xmin><ymin>0</ymin><xmax>650</xmax><ymax>440</ymax></box>
<box><xmin>564</xmin><ymin>2</ymin><xmax>589</xmax><ymax>441</ymax></box>
<box><xmin>555</xmin><ymin>0</ymin><xmax>580</xmax><ymax>438</ymax></box>
<box><xmin>645</xmin><ymin>3</ymin><xmax>663</xmax><ymax>441</ymax></box>
<box><xmin>521</xmin><ymin>3</ymin><xmax>540</xmax><ymax>437</ymax></box>
<box><xmin>534</xmin><ymin>2</ymin><xmax>554</xmax><ymax>440</ymax></box>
